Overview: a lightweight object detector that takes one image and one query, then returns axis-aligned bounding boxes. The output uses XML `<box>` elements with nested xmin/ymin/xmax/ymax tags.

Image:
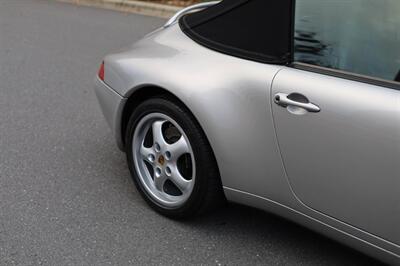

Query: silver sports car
<box><xmin>94</xmin><ymin>0</ymin><xmax>400</xmax><ymax>263</ymax></box>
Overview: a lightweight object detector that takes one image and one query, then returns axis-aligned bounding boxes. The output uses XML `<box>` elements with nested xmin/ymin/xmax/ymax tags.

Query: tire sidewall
<box><xmin>125</xmin><ymin>97</ymin><xmax>215</xmax><ymax>218</ymax></box>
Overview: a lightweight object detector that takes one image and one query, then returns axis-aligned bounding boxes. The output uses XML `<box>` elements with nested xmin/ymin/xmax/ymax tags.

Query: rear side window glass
<box><xmin>294</xmin><ymin>0</ymin><xmax>400</xmax><ymax>83</ymax></box>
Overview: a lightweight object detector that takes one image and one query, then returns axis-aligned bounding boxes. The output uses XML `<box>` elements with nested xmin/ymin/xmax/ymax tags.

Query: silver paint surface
<box><xmin>271</xmin><ymin>68</ymin><xmax>400</xmax><ymax>246</ymax></box>
<box><xmin>94</xmin><ymin>23</ymin><xmax>400</xmax><ymax>264</ymax></box>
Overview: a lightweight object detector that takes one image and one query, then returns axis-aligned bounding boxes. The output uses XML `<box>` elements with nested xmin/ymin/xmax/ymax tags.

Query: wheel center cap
<box><xmin>158</xmin><ymin>155</ymin><xmax>165</xmax><ymax>166</ymax></box>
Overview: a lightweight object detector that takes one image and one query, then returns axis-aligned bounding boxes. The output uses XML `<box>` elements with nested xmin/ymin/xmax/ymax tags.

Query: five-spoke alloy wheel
<box><xmin>125</xmin><ymin>97</ymin><xmax>224</xmax><ymax>218</ymax></box>
<box><xmin>133</xmin><ymin>113</ymin><xmax>195</xmax><ymax>208</ymax></box>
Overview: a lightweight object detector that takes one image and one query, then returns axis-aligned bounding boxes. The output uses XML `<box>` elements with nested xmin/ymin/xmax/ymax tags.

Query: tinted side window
<box><xmin>294</xmin><ymin>0</ymin><xmax>400</xmax><ymax>83</ymax></box>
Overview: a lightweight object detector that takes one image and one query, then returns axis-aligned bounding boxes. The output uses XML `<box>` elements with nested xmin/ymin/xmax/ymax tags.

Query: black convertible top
<box><xmin>179</xmin><ymin>0</ymin><xmax>294</xmax><ymax>65</ymax></box>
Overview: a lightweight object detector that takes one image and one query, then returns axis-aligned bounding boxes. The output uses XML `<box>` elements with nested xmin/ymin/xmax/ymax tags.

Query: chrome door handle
<box><xmin>274</xmin><ymin>93</ymin><xmax>320</xmax><ymax>113</ymax></box>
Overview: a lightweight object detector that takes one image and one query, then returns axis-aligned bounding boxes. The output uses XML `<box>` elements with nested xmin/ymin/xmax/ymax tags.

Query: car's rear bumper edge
<box><xmin>94</xmin><ymin>77</ymin><xmax>127</xmax><ymax>151</ymax></box>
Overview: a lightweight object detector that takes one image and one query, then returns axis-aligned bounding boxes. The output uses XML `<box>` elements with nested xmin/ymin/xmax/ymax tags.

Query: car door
<box><xmin>271</xmin><ymin>0</ymin><xmax>400</xmax><ymax>244</ymax></box>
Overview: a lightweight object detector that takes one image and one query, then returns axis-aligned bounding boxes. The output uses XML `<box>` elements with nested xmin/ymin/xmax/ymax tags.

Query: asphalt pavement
<box><xmin>0</xmin><ymin>0</ymin><xmax>384</xmax><ymax>265</ymax></box>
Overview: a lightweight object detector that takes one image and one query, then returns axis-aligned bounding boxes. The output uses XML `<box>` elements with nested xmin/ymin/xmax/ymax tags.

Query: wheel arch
<box><xmin>120</xmin><ymin>84</ymin><xmax>225</xmax><ymax>197</ymax></box>
<box><xmin>120</xmin><ymin>85</ymin><xmax>218</xmax><ymax>173</ymax></box>
<box><xmin>121</xmin><ymin>85</ymin><xmax>170</xmax><ymax>149</ymax></box>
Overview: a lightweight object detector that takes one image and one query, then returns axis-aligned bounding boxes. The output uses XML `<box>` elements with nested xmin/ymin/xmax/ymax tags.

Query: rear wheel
<box><xmin>125</xmin><ymin>97</ymin><xmax>224</xmax><ymax>218</ymax></box>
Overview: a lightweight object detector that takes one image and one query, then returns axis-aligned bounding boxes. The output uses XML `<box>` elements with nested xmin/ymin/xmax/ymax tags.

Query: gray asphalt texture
<box><xmin>0</xmin><ymin>0</ymin><xmax>385</xmax><ymax>265</ymax></box>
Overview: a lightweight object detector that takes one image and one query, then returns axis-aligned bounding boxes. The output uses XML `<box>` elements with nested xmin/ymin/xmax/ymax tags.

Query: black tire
<box><xmin>125</xmin><ymin>96</ymin><xmax>225</xmax><ymax>219</ymax></box>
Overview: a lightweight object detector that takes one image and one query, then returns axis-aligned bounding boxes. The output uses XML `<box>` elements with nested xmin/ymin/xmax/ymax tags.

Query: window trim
<box><xmin>290</xmin><ymin>0</ymin><xmax>400</xmax><ymax>90</ymax></box>
<box><xmin>291</xmin><ymin>62</ymin><xmax>400</xmax><ymax>90</ymax></box>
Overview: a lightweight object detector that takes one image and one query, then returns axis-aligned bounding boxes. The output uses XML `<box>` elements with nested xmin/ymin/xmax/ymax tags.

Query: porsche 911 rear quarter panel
<box><xmin>100</xmin><ymin>24</ymin><xmax>400</xmax><ymax>264</ymax></box>
<box><xmin>104</xmin><ymin>25</ymin><xmax>296</xmax><ymax>207</ymax></box>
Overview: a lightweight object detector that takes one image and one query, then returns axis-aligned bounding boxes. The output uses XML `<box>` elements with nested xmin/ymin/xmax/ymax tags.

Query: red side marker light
<box><xmin>98</xmin><ymin>61</ymin><xmax>105</xmax><ymax>81</ymax></box>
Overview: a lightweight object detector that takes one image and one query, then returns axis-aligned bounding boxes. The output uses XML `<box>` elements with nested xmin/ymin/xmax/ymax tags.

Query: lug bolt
<box><xmin>148</xmin><ymin>154</ymin><xmax>155</xmax><ymax>163</ymax></box>
<box><xmin>154</xmin><ymin>143</ymin><xmax>161</xmax><ymax>152</ymax></box>
<box><xmin>165</xmin><ymin>166</ymin><xmax>172</xmax><ymax>176</ymax></box>
<box><xmin>155</xmin><ymin>167</ymin><xmax>162</xmax><ymax>177</ymax></box>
